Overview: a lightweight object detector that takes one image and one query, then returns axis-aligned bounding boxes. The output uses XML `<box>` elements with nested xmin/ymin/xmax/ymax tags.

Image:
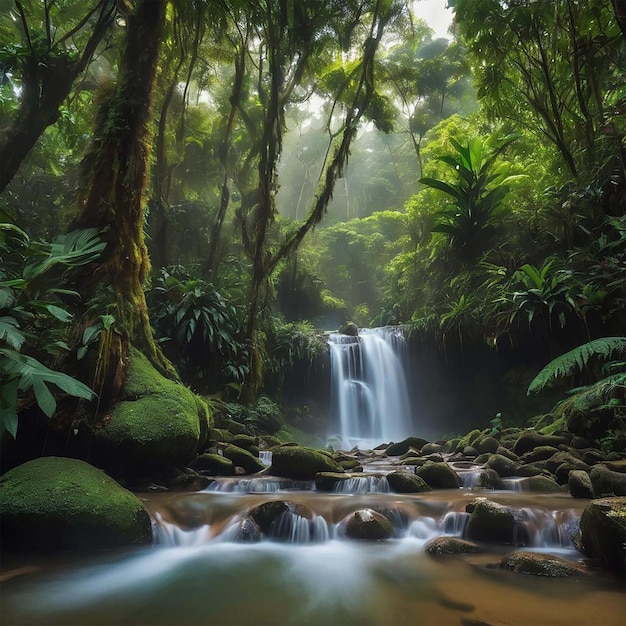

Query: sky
<box><xmin>411</xmin><ymin>0</ymin><xmax>454</xmax><ymax>39</ymax></box>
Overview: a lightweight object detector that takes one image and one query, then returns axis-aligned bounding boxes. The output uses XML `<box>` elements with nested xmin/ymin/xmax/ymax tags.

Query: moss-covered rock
<box><xmin>514</xmin><ymin>432</ymin><xmax>569</xmax><ymax>456</ymax></box>
<box><xmin>94</xmin><ymin>349</ymin><xmax>211</xmax><ymax>469</ymax></box>
<box><xmin>516</xmin><ymin>464</ymin><xmax>546</xmax><ymax>477</ymax></box>
<box><xmin>223</xmin><ymin>445</ymin><xmax>265</xmax><ymax>474</ymax></box>
<box><xmin>209</xmin><ymin>428</ymin><xmax>234</xmax><ymax>444</ymax></box>
<box><xmin>424</xmin><ymin>536</ymin><xmax>482</xmax><ymax>556</ymax></box>
<box><xmin>475</xmin><ymin>436</ymin><xmax>499</xmax><ymax>455</ymax></box>
<box><xmin>545</xmin><ymin>451</ymin><xmax>589</xmax><ymax>474</ymax></box>
<box><xmin>521</xmin><ymin>445</ymin><xmax>560</xmax><ymax>464</ymax></box>
<box><xmin>314</xmin><ymin>472</ymin><xmax>353</xmax><ymax>491</ymax></box>
<box><xmin>475</xmin><ymin>468</ymin><xmax>505</xmax><ymax>490</ymax></box>
<box><xmin>518</xmin><ymin>475</ymin><xmax>562</xmax><ymax>492</ymax></box>
<box><xmin>385</xmin><ymin>437</ymin><xmax>429</xmax><ymax>456</ymax></box>
<box><xmin>269</xmin><ymin>446</ymin><xmax>344</xmax><ymax>480</ymax></box>
<box><xmin>415</xmin><ymin>461</ymin><xmax>461</xmax><ymax>489</ymax></box>
<box><xmin>386</xmin><ymin>471</ymin><xmax>431</xmax><ymax>493</ymax></box>
<box><xmin>568</xmin><ymin>470</ymin><xmax>594</xmax><ymax>499</ymax></box>
<box><xmin>485</xmin><ymin>453</ymin><xmax>519</xmax><ymax>477</ymax></box>
<box><xmin>0</xmin><ymin>457</ymin><xmax>151</xmax><ymax>551</ymax></box>
<box><xmin>248</xmin><ymin>500</ymin><xmax>313</xmax><ymax>540</ymax></box>
<box><xmin>338</xmin><ymin>321</ymin><xmax>359</xmax><ymax>336</ymax></box>
<box><xmin>421</xmin><ymin>443</ymin><xmax>443</xmax><ymax>455</ymax></box>
<box><xmin>465</xmin><ymin>498</ymin><xmax>517</xmax><ymax>544</ymax></box>
<box><xmin>578</xmin><ymin>497</ymin><xmax>626</xmax><ymax>574</ymax></box>
<box><xmin>339</xmin><ymin>509</ymin><xmax>393</xmax><ymax>541</ymax></box>
<box><xmin>339</xmin><ymin>459</ymin><xmax>362</xmax><ymax>471</ymax></box>
<box><xmin>457</xmin><ymin>429</ymin><xmax>483</xmax><ymax>450</ymax></box>
<box><xmin>499</xmin><ymin>551</ymin><xmax>588</xmax><ymax>577</ymax></box>
<box><xmin>590</xmin><ymin>465</ymin><xmax>626</xmax><ymax>496</ymax></box>
<box><xmin>190</xmin><ymin>453</ymin><xmax>236</xmax><ymax>476</ymax></box>
<box><xmin>231</xmin><ymin>434</ymin><xmax>259</xmax><ymax>452</ymax></box>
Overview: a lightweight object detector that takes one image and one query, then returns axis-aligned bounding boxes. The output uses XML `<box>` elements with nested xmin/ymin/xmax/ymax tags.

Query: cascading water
<box><xmin>328</xmin><ymin>326</ymin><xmax>413</xmax><ymax>448</ymax></box>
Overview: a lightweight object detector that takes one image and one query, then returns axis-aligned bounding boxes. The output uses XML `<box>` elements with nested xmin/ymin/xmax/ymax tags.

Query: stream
<box><xmin>1</xmin><ymin>474</ymin><xmax>624</xmax><ymax>626</ymax></box>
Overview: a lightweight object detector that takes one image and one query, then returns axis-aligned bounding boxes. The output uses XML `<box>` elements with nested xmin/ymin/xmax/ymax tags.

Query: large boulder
<box><xmin>514</xmin><ymin>432</ymin><xmax>569</xmax><ymax>456</ymax></box>
<box><xmin>475</xmin><ymin>436</ymin><xmax>499</xmax><ymax>454</ymax></box>
<box><xmin>568</xmin><ymin>470</ymin><xmax>595</xmax><ymax>499</ymax></box>
<box><xmin>484</xmin><ymin>453</ymin><xmax>519</xmax><ymax>477</ymax></box>
<box><xmin>518</xmin><ymin>475</ymin><xmax>562</xmax><ymax>492</ymax></box>
<box><xmin>223</xmin><ymin>445</ymin><xmax>265</xmax><ymax>474</ymax></box>
<box><xmin>94</xmin><ymin>349</ymin><xmax>211</xmax><ymax>469</ymax></box>
<box><xmin>339</xmin><ymin>509</ymin><xmax>393</xmax><ymax>541</ymax></box>
<box><xmin>0</xmin><ymin>457</ymin><xmax>152</xmax><ymax>551</ymax></box>
<box><xmin>248</xmin><ymin>500</ymin><xmax>314</xmax><ymax>541</ymax></box>
<box><xmin>386</xmin><ymin>471</ymin><xmax>431</xmax><ymax>493</ymax></box>
<box><xmin>499</xmin><ymin>551</ymin><xmax>588</xmax><ymax>577</ymax></box>
<box><xmin>474</xmin><ymin>468</ymin><xmax>505</xmax><ymax>490</ymax></box>
<box><xmin>578</xmin><ymin>497</ymin><xmax>626</xmax><ymax>574</ymax></box>
<box><xmin>465</xmin><ymin>498</ymin><xmax>518</xmax><ymax>544</ymax></box>
<box><xmin>590</xmin><ymin>465</ymin><xmax>626</xmax><ymax>496</ymax></box>
<box><xmin>415</xmin><ymin>461</ymin><xmax>461</xmax><ymax>489</ymax></box>
<box><xmin>385</xmin><ymin>437</ymin><xmax>429</xmax><ymax>456</ymax></box>
<box><xmin>269</xmin><ymin>446</ymin><xmax>343</xmax><ymax>480</ymax></box>
<box><xmin>190</xmin><ymin>453</ymin><xmax>236</xmax><ymax>476</ymax></box>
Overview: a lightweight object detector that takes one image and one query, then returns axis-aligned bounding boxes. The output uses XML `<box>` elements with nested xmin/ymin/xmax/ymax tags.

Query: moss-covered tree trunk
<box><xmin>73</xmin><ymin>0</ymin><xmax>175</xmax><ymax>402</ymax></box>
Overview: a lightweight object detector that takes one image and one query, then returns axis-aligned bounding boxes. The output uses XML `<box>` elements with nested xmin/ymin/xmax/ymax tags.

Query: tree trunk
<box><xmin>0</xmin><ymin>0</ymin><xmax>116</xmax><ymax>194</ymax></box>
<box><xmin>73</xmin><ymin>0</ymin><xmax>176</xmax><ymax>402</ymax></box>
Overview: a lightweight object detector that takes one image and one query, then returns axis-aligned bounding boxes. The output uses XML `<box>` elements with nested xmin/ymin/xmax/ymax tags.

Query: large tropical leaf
<box><xmin>527</xmin><ymin>337</ymin><xmax>626</xmax><ymax>395</ymax></box>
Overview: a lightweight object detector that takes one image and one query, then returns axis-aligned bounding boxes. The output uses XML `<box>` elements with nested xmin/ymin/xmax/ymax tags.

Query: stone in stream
<box><xmin>545</xmin><ymin>451</ymin><xmax>589</xmax><ymax>474</ymax></box>
<box><xmin>248</xmin><ymin>500</ymin><xmax>314</xmax><ymax>540</ymax></box>
<box><xmin>499</xmin><ymin>551</ymin><xmax>588</xmax><ymax>577</ymax></box>
<box><xmin>0</xmin><ymin>457</ymin><xmax>152</xmax><ymax>551</ymax></box>
<box><xmin>517</xmin><ymin>475</ymin><xmax>562</xmax><ymax>492</ymax></box>
<box><xmin>520</xmin><ymin>445</ymin><xmax>560</xmax><ymax>463</ymax></box>
<box><xmin>464</xmin><ymin>498</ymin><xmax>520</xmax><ymax>544</ymax></box>
<box><xmin>190</xmin><ymin>453</ymin><xmax>236</xmax><ymax>475</ymax></box>
<box><xmin>339</xmin><ymin>509</ymin><xmax>394</xmax><ymax>541</ymax></box>
<box><xmin>589</xmin><ymin>464</ymin><xmax>626</xmax><ymax>496</ymax></box>
<box><xmin>474</xmin><ymin>468</ymin><xmax>505</xmax><ymax>490</ymax></box>
<box><xmin>568</xmin><ymin>470</ymin><xmax>595</xmax><ymax>499</ymax></box>
<box><xmin>315</xmin><ymin>471</ymin><xmax>355</xmax><ymax>491</ymax></box>
<box><xmin>269</xmin><ymin>446</ymin><xmax>344</xmax><ymax>480</ymax></box>
<box><xmin>577</xmin><ymin>496</ymin><xmax>626</xmax><ymax>574</ymax></box>
<box><xmin>424</xmin><ymin>536</ymin><xmax>482</xmax><ymax>556</ymax></box>
<box><xmin>386</xmin><ymin>471</ymin><xmax>431</xmax><ymax>493</ymax></box>
<box><xmin>223</xmin><ymin>445</ymin><xmax>265</xmax><ymax>474</ymax></box>
<box><xmin>484</xmin><ymin>454</ymin><xmax>519</xmax><ymax>477</ymax></box>
<box><xmin>415</xmin><ymin>461</ymin><xmax>461</xmax><ymax>489</ymax></box>
<box><xmin>385</xmin><ymin>437</ymin><xmax>430</xmax><ymax>456</ymax></box>
<box><xmin>475</xmin><ymin>436</ymin><xmax>499</xmax><ymax>455</ymax></box>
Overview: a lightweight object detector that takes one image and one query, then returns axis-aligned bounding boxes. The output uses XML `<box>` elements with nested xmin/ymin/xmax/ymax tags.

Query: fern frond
<box><xmin>527</xmin><ymin>337</ymin><xmax>626</xmax><ymax>395</ymax></box>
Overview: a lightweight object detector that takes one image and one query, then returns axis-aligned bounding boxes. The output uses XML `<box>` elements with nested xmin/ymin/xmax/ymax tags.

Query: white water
<box><xmin>328</xmin><ymin>327</ymin><xmax>413</xmax><ymax>448</ymax></box>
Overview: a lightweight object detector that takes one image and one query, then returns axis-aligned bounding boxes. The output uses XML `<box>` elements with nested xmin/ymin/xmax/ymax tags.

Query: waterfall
<box><xmin>328</xmin><ymin>326</ymin><xmax>413</xmax><ymax>449</ymax></box>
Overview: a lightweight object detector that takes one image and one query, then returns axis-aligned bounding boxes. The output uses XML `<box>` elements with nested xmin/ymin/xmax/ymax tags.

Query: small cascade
<box><xmin>205</xmin><ymin>477</ymin><xmax>312</xmax><ymax>493</ymax></box>
<box><xmin>153</xmin><ymin>514</ymin><xmax>210</xmax><ymax>547</ymax></box>
<box><xmin>272</xmin><ymin>511</ymin><xmax>332</xmax><ymax>543</ymax></box>
<box><xmin>502</xmin><ymin>477</ymin><xmax>525</xmax><ymax>491</ymax></box>
<box><xmin>408</xmin><ymin>516</ymin><xmax>439</xmax><ymax>541</ymax></box>
<box><xmin>440</xmin><ymin>511</ymin><xmax>470</xmax><ymax>536</ymax></box>
<box><xmin>459</xmin><ymin>470</ymin><xmax>483</xmax><ymax>489</ymax></box>
<box><xmin>259</xmin><ymin>451</ymin><xmax>273</xmax><ymax>466</ymax></box>
<box><xmin>520</xmin><ymin>508</ymin><xmax>579</xmax><ymax>549</ymax></box>
<box><xmin>331</xmin><ymin>476</ymin><xmax>391</xmax><ymax>494</ymax></box>
<box><xmin>328</xmin><ymin>326</ymin><xmax>413</xmax><ymax>448</ymax></box>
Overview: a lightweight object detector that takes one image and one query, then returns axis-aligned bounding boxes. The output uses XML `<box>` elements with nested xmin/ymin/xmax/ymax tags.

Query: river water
<box><xmin>1</xmin><ymin>480</ymin><xmax>624</xmax><ymax>626</ymax></box>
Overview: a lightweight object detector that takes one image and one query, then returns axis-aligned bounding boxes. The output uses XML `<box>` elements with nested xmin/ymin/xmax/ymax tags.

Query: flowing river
<box><xmin>1</xmin><ymin>472</ymin><xmax>624</xmax><ymax>626</ymax></box>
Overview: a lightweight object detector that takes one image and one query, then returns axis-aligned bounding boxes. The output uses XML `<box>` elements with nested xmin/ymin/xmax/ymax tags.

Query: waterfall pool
<box><xmin>1</xmin><ymin>485</ymin><xmax>624</xmax><ymax>626</ymax></box>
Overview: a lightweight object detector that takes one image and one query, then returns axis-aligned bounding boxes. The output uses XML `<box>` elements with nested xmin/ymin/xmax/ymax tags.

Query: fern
<box><xmin>527</xmin><ymin>337</ymin><xmax>626</xmax><ymax>395</ymax></box>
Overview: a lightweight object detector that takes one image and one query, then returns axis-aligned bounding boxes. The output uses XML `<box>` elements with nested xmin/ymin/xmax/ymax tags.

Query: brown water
<box><xmin>1</xmin><ymin>481</ymin><xmax>624</xmax><ymax>626</ymax></box>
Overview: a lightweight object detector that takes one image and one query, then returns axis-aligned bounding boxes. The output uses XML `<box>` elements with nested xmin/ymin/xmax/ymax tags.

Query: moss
<box><xmin>0</xmin><ymin>457</ymin><xmax>151</xmax><ymax>551</ymax></box>
<box><xmin>415</xmin><ymin>461</ymin><xmax>461</xmax><ymax>489</ymax></box>
<box><xmin>500</xmin><ymin>551</ymin><xmax>587</xmax><ymax>577</ymax></box>
<box><xmin>538</xmin><ymin>415</ymin><xmax>567</xmax><ymax>436</ymax></box>
<box><xmin>223</xmin><ymin>445</ymin><xmax>265</xmax><ymax>474</ymax></box>
<box><xmin>269</xmin><ymin>446</ymin><xmax>344</xmax><ymax>480</ymax></box>
<box><xmin>387</xmin><ymin>471</ymin><xmax>431</xmax><ymax>493</ymax></box>
<box><xmin>341</xmin><ymin>509</ymin><xmax>393</xmax><ymax>541</ymax></box>
<box><xmin>465</xmin><ymin>499</ymin><xmax>516</xmax><ymax>543</ymax></box>
<box><xmin>95</xmin><ymin>349</ymin><xmax>211</xmax><ymax>468</ymax></box>
<box><xmin>425</xmin><ymin>537</ymin><xmax>482</xmax><ymax>556</ymax></box>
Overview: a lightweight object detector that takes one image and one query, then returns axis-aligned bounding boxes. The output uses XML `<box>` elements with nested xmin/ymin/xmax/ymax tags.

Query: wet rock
<box><xmin>473</xmin><ymin>453</ymin><xmax>492</xmax><ymax>464</ymax></box>
<box><xmin>516</xmin><ymin>464</ymin><xmax>545</xmax><ymax>477</ymax></box>
<box><xmin>545</xmin><ymin>452</ymin><xmax>589</xmax><ymax>474</ymax></box>
<box><xmin>475</xmin><ymin>437</ymin><xmax>499</xmax><ymax>455</ymax></box>
<box><xmin>340</xmin><ymin>509</ymin><xmax>393</xmax><ymax>541</ymax></box>
<box><xmin>495</xmin><ymin>446</ymin><xmax>520</xmax><ymax>462</ymax></box>
<box><xmin>386</xmin><ymin>471</ymin><xmax>431</xmax><ymax>493</ymax></box>
<box><xmin>168</xmin><ymin>470</ymin><xmax>212</xmax><ymax>491</ymax></box>
<box><xmin>190</xmin><ymin>453</ymin><xmax>236</xmax><ymax>476</ymax></box>
<box><xmin>571</xmin><ymin>436</ymin><xmax>593</xmax><ymax>449</ymax></box>
<box><xmin>231</xmin><ymin>434</ymin><xmax>259</xmax><ymax>453</ymax></box>
<box><xmin>385</xmin><ymin>437</ymin><xmax>430</xmax><ymax>456</ymax></box>
<box><xmin>424</xmin><ymin>453</ymin><xmax>444</xmax><ymax>463</ymax></box>
<box><xmin>582</xmin><ymin>450</ymin><xmax>607</xmax><ymax>465</ymax></box>
<box><xmin>578</xmin><ymin>497</ymin><xmax>626</xmax><ymax>574</ymax></box>
<box><xmin>415</xmin><ymin>461</ymin><xmax>461</xmax><ymax>489</ymax></box>
<box><xmin>339</xmin><ymin>459</ymin><xmax>362</xmax><ymax>471</ymax></box>
<box><xmin>465</xmin><ymin>499</ymin><xmax>517</xmax><ymax>544</ymax></box>
<box><xmin>0</xmin><ymin>457</ymin><xmax>152</xmax><ymax>551</ymax></box>
<box><xmin>210</xmin><ymin>427</ymin><xmax>234</xmax><ymax>444</ymax></box>
<box><xmin>517</xmin><ymin>475</ymin><xmax>562</xmax><ymax>492</ymax></box>
<box><xmin>604</xmin><ymin>459</ymin><xmax>626</xmax><ymax>474</ymax></box>
<box><xmin>424</xmin><ymin>536</ymin><xmax>482</xmax><ymax>556</ymax></box>
<box><xmin>457</xmin><ymin>429</ymin><xmax>483</xmax><ymax>450</ymax></box>
<box><xmin>485</xmin><ymin>454</ymin><xmax>519</xmax><ymax>477</ymax></box>
<box><xmin>421</xmin><ymin>443</ymin><xmax>443</xmax><ymax>455</ymax></box>
<box><xmin>555</xmin><ymin>462</ymin><xmax>584</xmax><ymax>485</ymax></box>
<box><xmin>338</xmin><ymin>321</ymin><xmax>359</xmax><ymax>336</ymax></box>
<box><xmin>568</xmin><ymin>470</ymin><xmax>595</xmax><ymax>499</ymax></box>
<box><xmin>514</xmin><ymin>432</ymin><xmax>569</xmax><ymax>456</ymax></box>
<box><xmin>399</xmin><ymin>447</ymin><xmax>424</xmax><ymax>459</ymax></box>
<box><xmin>462</xmin><ymin>446</ymin><xmax>479</xmax><ymax>458</ymax></box>
<box><xmin>499</xmin><ymin>551</ymin><xmax>588</xmax><ymax>577</ymax></box>
<box><xmin>396</xmin><ymin>456</ymin><xmax>427</xmax><ymax>467</ymax></box>
<box><xmin>249</xmin><ymin>500</ymin><xmax>313</xmax><ymax>539</ymax></box>
<box><xmin>233</xmin><ymin>516</ymin><xmax>263</xmax><ymax>542</ymax></box>
<box><xmin>315</xmin><ymin>471</ymin><xmax>353</xmax><ymax>491</ymax></box>
<box><xmin>589</xmin><ymin>465</ymin><xmax>626</xmax><ymax>496</ymax></box>
<box><xmin>520</xmin><ymin>445</ymin><xmax>559</xmax><ymax>464</ymax></box>
<box><xmin>475</xmin><ymin>469</ymin><xmax>505</xmax><ymax>490</ymax></box>
<box><xmin>223</xmin><ymin>445</ymin><xmax>265</xmax><ymax>474</ymax></box>
<box><xmin>444</xmin><ymin>438</ymin><xmax>461</xmax><ymax>453</ymax></box>
<box><xmin>269</xmin><ymin>446</ymin><xmax>344</xmax><ymax>480</ymax></box>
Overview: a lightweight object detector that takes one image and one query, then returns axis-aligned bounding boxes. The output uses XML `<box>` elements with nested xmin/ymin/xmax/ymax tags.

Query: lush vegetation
<box><xmin>0</xmin><ymin>0</ymin><xmax>624</xmax><ymax>455</ymax></box>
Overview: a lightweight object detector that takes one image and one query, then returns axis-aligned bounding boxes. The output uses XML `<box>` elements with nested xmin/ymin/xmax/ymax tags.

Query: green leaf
<box><xmin>0</xmin><ymin>379</ymin><xmax>19</xmax><ymax>438</ymax></box>
<box><xmin>33</xmin><ymin>378</ymin><xmax>56</xmax><ymax>417</ymax></box>
<box><xmin>0</xmin><ymin>316</ymin><xmax>25</xmax><ymax>350</ymax></box>
<box><xmin>44</xmin><ymin>304</ymin><xmax>73</xmax><ymax>322</ymax></box>
<box><xmin>418</xmin><ymin>177</ymin><xmax>463</xmax><ymax>201</ymax></box>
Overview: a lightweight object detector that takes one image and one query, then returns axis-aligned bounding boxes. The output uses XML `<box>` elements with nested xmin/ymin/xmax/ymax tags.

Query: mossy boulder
<box><xmin>339</xmin><ymin>509</ymin><xmax>393</xmax><ymax>541</ymax></box>
<box><xmin>269</xmin><ymin>446</ymin><xmax>344</xmax><ymax>480</ymax></box>
<box><xmin>415</xmin><ymin>461</ymin><xmax>461</xmax><ymax>489</ymax></box>
<box><xmin>424</xmin><ymin>536</ymin><xmax>482</xmax><ymax>556</ymax></box>
<box><xmin>231</xmin><ymin>434</ymin><xmax>259</xmax><ymax>452</ymax></box>
<box><xmin>521</xmin><ymin>446</ymin><xmax>560</xmax><ymax>464</ymax></box>
<box><xmin>0</xmin><ymin>457</ymin><xmax>152</xmax><ymax>551</ymax></box>
<box><xmin>475</xmin><ymin>468</ymin><xmax>505</xmax><ymax>490</ymax></box>
<box><xmin>499</xmin><ymin>551</ymin><xmax>588</xmax><ymax>577</ymax></box>
<box><xmin>190</xmin><ymin>453</ymin><xmax>236</xmax><ymax>476</ymax></box>
<box><xmin>94</xmin><ymin>349</ymin><xmax>211</xmax><ymax>469</ymax></box>
<box><xmin>578</xmin><ymin>497</ymin><xmax>626</xmax><ymax>574</ymax></box>
<box><xmin>465</xmin><ymin>498</ymin><xmax>518</xmax><ymax>544</ymax></box>
<box><xmin>339</xmin><ymin>459</ymin><xmax>362</xmax><ymax>471</ymax></box>
<box><xmin>485</xmin><ymin>454</ymin><xmax>519</xmax><ymax>477</ymax></box>
<box><xmin>385</xmin><ymin>437</ymin><xmax>429</xmax><ymax>456</ymax></box>
<box><xmin>545</xmin><ymin>451</ymin><xmax>589</xmax><ymax>474</ymax></box>
<box><xmin>457</xmin><ymin>429</ymin><xmax>483</xmax><ymax>450</ymax></box>
<box><xmin>518</xmin><ymin>475</ymin><xmax>562</xmax><ymax>492</ymax></box>
<box><xmin>589</xmin><ymin>465</ymin><xmax>626</xmax><ymax>496</ymax></box>
<box><xmin>248</xmin><ymin>500</ymin><xmax>313</xmax><ymax>540</ymax></box>
<box><xmin>514</xmin><ymin>432</ymin><xmax>569</xmax><ymax>456</ymax></box>
<box><xmin>338</xmin><ymin>321</ymin><xmax>359</xmax><ymax>336</ymax></box>
<box><xmin>516</xmin><ymin>464</ymin><xmax>546</xmax><ymax>477</ymax></box>
<box><xmin>386</xmin><ymin>471</ymin><xmax>431</xmax><ymax>493</ymax></box>
<box><xmin>315</xmin><ymin>472</ymin><xmax>353</xmax><ymax>491</ymax></box>
<box><xmin>568</xmin><ymin>470</ymin><xmax>595</xmax><ymax>499</ymax></box>
<box><xmin>421</xmin><ymin>443</ymin><xmax>443</xmax><ymax>455</ymax></box>
<box><xmin>223</xmin><ymin>445</ymin><xmax>265</xmax><ymax>474</ymax></box>
<box><xmin>475</xmin><ymin>436</ymin><xmax>499</xmax><ymax>455</ymax></box>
